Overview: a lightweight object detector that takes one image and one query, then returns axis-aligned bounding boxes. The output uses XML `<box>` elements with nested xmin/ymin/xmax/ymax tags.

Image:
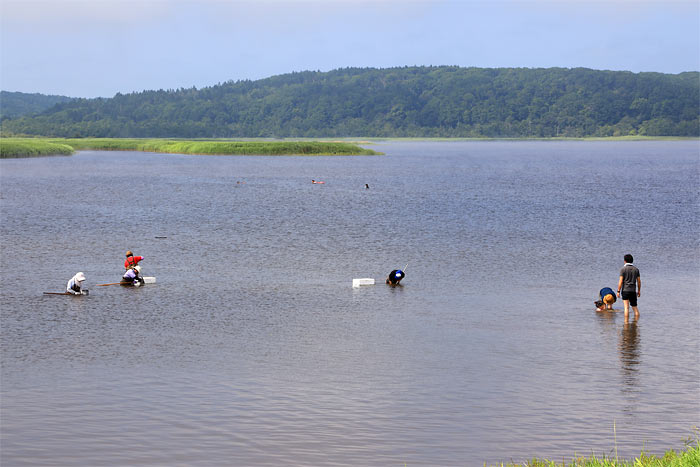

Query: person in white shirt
<box><xmin>121</xmin><ymin>265</ymin><xmax>144</xmax><ymax>286</ymax></box>
<box><xmin>66</xmin><ymin>272</ymin><xmax>87</xmax><ymax>295</ymax></box>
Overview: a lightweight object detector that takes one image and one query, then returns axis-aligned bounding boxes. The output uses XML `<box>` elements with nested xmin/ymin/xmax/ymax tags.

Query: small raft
<box><xmin>43</xmin><ymin>291</ymin><xmax>88</xmax><ymax>296</ymax></box>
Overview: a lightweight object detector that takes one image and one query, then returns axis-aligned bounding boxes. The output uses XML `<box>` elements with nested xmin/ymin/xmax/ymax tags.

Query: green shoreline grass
<box><xmin>0</xmin><ymin>138</ymin><xmax>381</xmax><ymax>158</ymax></box>
<box><xmin>487</xmin><ymin>435</ymin><xmax>699</xmax><ymax>467</ymax></box>
<box><xmin>0</xmin><ymin>139</ymin><xmax>74</xmax><ymax>158</ymax></box>
<box><xmin>2</xmin><ymin>135</ymin><xmax>694</xmax><ymax>158</ymax></box>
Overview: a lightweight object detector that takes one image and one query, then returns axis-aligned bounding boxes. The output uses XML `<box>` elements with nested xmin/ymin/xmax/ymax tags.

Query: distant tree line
<box><xmin>2</xmin><ymin>67</ymin><xmax>698</xmax><ymax>138</ymax></box>
<box><xmin>0</xmin><ymin>91</ymin><xmax>74</xmax><ymax>120</ymax></box>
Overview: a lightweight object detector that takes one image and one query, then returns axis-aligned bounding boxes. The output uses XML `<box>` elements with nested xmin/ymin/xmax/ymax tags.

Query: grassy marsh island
<box><xmin>0</xmin><ymin>138</ymin><xmax>381</xmax><ymax>158</ymax></box>
<box><xmin>0</xmin><ymin>139</ymin><xmax>74</xmax><ymax>158</ymax></box>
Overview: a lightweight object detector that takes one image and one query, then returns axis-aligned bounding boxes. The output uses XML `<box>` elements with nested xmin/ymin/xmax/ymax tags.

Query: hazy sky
<box><xmin>1</xmin><ymin>0</ymin><xmax>698</xmax><ymax>98</ymax></box>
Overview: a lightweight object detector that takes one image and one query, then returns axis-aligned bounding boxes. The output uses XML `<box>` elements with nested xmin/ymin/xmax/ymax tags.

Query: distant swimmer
<box><xmin>312</xmin><ymin>180</ymin><xmax>325</xmax><ymax>184</ymax></box>
<box><xmin>595</xmin><ymin>287</ymin><xmax>617</xmax><ymax>311</ymax></box>
<box><xmin>66</xmin><ymin>272</ymin><xmax>88</xmax><ymax>295</ymax></box>
<box><xmin>365</xmin><ymin>184</ymin><xmax>370</xmax><ymax>189</ymax></box>
<box><xmin>121</xmin><ymin>265</ymin><xmax>144</xmax><ymax>287</ymax></box>
<box><xmin>386</xmin><ymin>269</ymin><xmax>405</xmax><ymax>286</ymax></box>
<box><xmin>125</xmin><ymin>250</ymin><xmax>144</xmax><ymax>270</ymax></box>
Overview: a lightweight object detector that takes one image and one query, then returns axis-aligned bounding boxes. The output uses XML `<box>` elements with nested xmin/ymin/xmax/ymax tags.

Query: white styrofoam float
<box><xmin>143</xmin><ymin>276</ymin><xmax>156</xmax><ymax>284</ymax></box>
<box><xmin>352</xmin><ymin>278</ymin><xmax>375</xmax><ymax>288</ymax></box>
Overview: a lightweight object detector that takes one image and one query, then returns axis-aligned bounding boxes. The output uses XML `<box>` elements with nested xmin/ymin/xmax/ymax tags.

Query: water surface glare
<box><xmin>1</xmin><ymin>141</ymin><xmax>699</xmax><ymax>465</ymax></box>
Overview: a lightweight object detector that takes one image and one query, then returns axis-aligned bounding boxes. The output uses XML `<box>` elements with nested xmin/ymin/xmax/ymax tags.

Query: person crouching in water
<box><xmin>386</xmin><ymin>269</ymin><xmax>405</xmax><ymax>286</ymax></box>
<box><xmin>125</xmin><ymin>250</ymin><xmax>144</xmax><ymax>270</ymax></box>
<box><xmin>121</xmin><ymin>265</ymin><xmax>144</xmax><ymax>286</ymax></box>
<box><xmin>595</xmin><ymin>287</ymin><xmax>616</xmax><ymax>311</ymax></box>
<box><xmin>66</xmin><ymin>272</ymin><xmax>87</xmax><ymax>295</ymax></box>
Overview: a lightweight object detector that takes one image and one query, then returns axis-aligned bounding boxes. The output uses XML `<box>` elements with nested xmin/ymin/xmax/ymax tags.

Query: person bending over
<box><xmin>595</xmin><ymin>287</ymin><xmax>616</xmax><ymax>311</ymax></box>
<box><xmin>386</xmin><ymin>269</ymin><xmax>405</xmax><ymax>285</ymax></box>
<box><xmin>121</xmin><ymin>265</ymin><xmax>145</xmax><ymax>286</ymax></box>
<box><xmin>66</xmin><ymin>272</ymin><xmax>87</xmax><ymax>295</ymax></box>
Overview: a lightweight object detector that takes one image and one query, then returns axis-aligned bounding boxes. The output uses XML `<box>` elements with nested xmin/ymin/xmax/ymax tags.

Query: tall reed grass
<box><xmin>49</xmin><ymin>138</ymin><xmax>380</xmax><ymax>155</ymax></box>
<box><xmin>0</xmin><ymin>139</ymin><xmax>74</xmax><ymax>158</ymax></box>
<box><xmin>0</xmin><ymin>137</ymin><xmax>380</xmax><ymax>157</ymax></box>
<box><xmin>487</xmin><ymin>431</ymin><xmax>699</xmax><ymax>466</ymax></box>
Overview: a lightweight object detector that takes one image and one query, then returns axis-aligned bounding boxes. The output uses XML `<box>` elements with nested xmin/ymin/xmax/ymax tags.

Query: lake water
<box><xmin>1</xmin><ymin>141</ymin><xmax>698</xmax><ymax>466</ymax></box>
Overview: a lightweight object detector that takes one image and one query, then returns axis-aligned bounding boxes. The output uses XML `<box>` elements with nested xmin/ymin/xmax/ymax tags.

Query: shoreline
<box><xmin>487</xmin><ymin>436</ymin><xmax>699</xmax><ymax>466</ymax></box>
<box><xmin>331</xmin><ymin>135</ymin><xmax>698</xmax><ymax>142</ymax></box>
<box><xmin>1</xmin><ymin>135</ymin><xmax>695</xmax><ymax>158</ymax></box>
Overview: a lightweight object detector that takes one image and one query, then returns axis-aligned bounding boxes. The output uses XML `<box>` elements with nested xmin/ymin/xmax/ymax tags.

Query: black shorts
<box><xmin>621</xmin><ymin>290</ymin><xmax>638</xmax><ymax>307</ymax></box>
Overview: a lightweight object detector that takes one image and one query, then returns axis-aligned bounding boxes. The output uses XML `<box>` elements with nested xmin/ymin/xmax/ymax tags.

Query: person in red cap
<box><xmin>124</xmin><ymin>250</ymin><xmax>144</xmax><ymax>270</ymax></box>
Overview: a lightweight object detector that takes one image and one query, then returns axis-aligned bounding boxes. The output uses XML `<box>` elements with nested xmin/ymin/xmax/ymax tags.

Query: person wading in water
<box><xmin>125</xmin><ymin>250</ymin><xmax>144</xmax><ymax>270</ymax></box>
<box><xmin>386</xmin><ymin>269</ymin><xmax>405</xmax><ymax>286</ymax></box>
<box><xmin>617</xmin><ymin>254</ymin><xmax>641</xmax><ymax>321</ymax></box>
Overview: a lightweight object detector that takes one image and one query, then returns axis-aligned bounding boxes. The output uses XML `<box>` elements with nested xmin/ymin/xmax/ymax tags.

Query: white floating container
<box><xmin>352</xmin><ymin>278</ymin><xmax>375</xmax><ymax>288</ymax></box>
<box><xmin>143</xmin><ymin>277</ymin><xmax>156</xmax><ymax>284</ymax></box>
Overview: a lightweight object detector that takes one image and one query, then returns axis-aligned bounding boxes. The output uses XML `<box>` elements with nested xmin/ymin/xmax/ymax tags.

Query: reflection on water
<box><xmin>595</xmin><ymin>309</ymin><xmax>617</xmax><ymax>328</ymax></box>
<box><xmin>1</xmin><ymin>142</ymin><xmax>698</xmax><ymax>466</ymax></box>
<box><xmin>595</xmin><ymin>311</ymin><xmax>642</xmax><ymax>415</ymax></box>
<box><xmin>619</xmin><ymin>319</ymin><xmax>641</xmax><ymax>393</ymax></box>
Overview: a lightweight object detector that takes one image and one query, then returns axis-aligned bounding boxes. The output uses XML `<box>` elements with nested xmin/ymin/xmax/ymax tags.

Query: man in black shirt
<box><xmin>617</xmin><ymin>254</ymin><xmax>641</xmax><ymax>321</ymax></box>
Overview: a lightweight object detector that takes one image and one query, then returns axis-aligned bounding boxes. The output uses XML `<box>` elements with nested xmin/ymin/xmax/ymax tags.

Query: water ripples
<box><xmin>1</xmin><ymin>141</ymin><xmax>698</xmax><ymax>465</ymax></box>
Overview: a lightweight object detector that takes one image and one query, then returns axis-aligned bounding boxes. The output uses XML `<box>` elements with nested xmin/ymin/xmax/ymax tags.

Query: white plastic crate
<box><xmin>352</xmin><ymin>278</ymin><xmax>375</xmax><ymax>288</ymax></box>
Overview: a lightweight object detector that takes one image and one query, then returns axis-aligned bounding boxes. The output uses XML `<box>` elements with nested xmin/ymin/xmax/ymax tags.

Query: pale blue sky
<box><xmin>1</xmin><ymin>0</ymin><xmax>698</xmax><ymax>98</ymax></box>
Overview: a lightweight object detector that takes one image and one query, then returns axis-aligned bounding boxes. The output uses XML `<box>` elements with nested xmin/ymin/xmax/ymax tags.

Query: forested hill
<box><xmin>0</xmin><ymin>91</ymin><xmax>74</xmax><ymax>120</ymax></box>
<box><xmin>2</xmin><ymin>67</ymin><xmax>698</xmax><ymax>138</ymax></box>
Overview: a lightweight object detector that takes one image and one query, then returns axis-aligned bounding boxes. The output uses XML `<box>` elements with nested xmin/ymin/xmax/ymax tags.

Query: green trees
<box><xmin>2</xmin><ymin>67</ymin><xmax>698</xmax><ymax>138</ymax></box>
<box><xmin>0</xmin><ymin>91</ymin><xmax>73</xmax><ymax>120</ymax></box>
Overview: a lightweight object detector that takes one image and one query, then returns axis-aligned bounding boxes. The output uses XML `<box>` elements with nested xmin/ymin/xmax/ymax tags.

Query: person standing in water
<box><xmin>617</xmin><ymin>254</ymin><xmax>641</xmax><ymax>321</ymax></box>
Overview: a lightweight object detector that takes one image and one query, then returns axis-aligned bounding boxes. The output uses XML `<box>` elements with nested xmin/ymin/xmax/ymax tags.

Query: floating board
<box><xmin>352</xmin><ymin>278</ymin><xmax>375</xmax><ymax>288</ymax></box>
<box><xmin>43</xmin><ymin>291</ymin><xmax>88</xmax><ymax>296</ymax></box>
<box><xmin>98</xmin><ymin>277</ymin><xmax>156</xmax><ymax>286</ymax></box>
<box><xmin>122</xmin><ymin>276</ymin><xmax>156</xmax><ymax>286</ymax></box>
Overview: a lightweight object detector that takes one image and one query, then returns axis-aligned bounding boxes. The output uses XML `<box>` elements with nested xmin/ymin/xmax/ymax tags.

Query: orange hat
<box><xmin>603</xmin><ymin>294</ymin><xmax>615</xmax><ymax>305</ymax></box>
<box><xmin>126</xmin><ymin>250</ymin><xmax>133</xmax><ymax>257</ymax></box>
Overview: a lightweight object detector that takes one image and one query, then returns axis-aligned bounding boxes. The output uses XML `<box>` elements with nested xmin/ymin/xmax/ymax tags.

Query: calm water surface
<box><xmin>1</xmin><ymin>141</ymin><xmax>699</xmax><ymax>465</ymax></box>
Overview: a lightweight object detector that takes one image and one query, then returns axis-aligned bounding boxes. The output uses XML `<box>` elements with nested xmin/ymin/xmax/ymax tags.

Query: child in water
<box><xmin>595</xmin><ymin>287</ymin><xmax>617</xmax><ymax>311</ymax></box>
